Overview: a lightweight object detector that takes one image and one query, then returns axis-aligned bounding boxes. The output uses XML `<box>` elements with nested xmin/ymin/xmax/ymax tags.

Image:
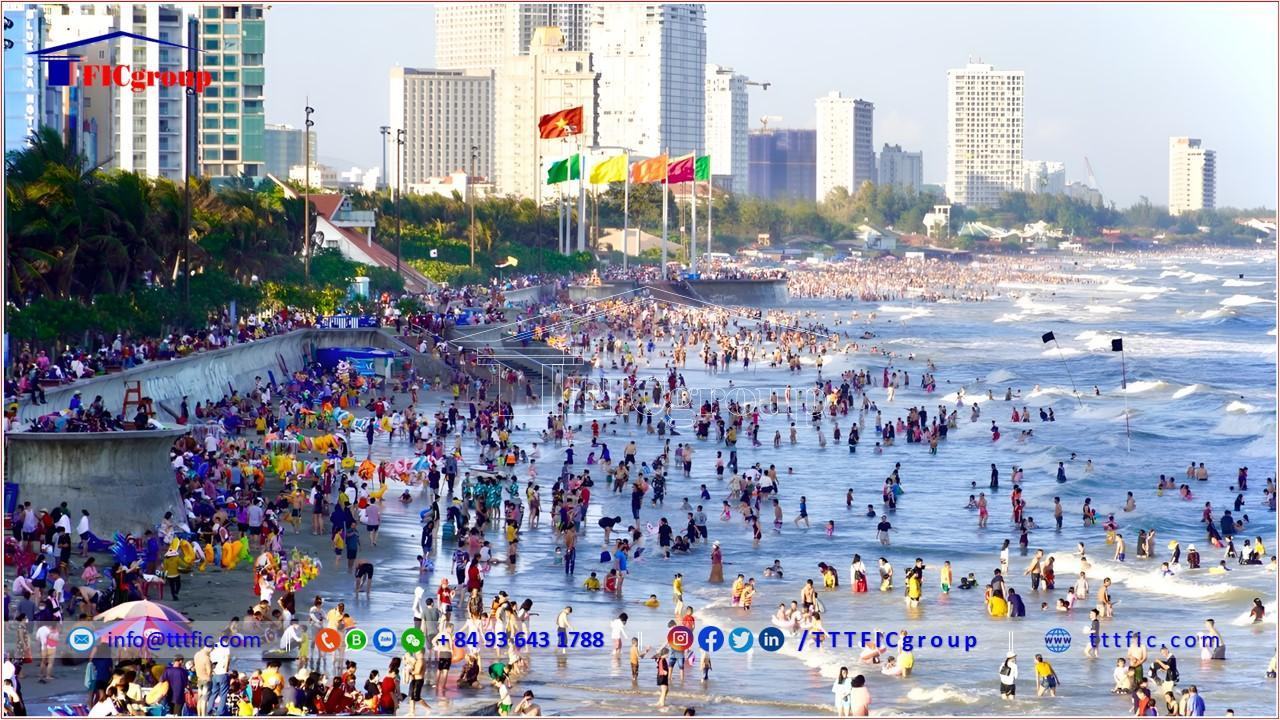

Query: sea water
<box><xmin>302</xmin><ymin>250</ymin><xmax>1277</xmax><ymax>716</ymax></box>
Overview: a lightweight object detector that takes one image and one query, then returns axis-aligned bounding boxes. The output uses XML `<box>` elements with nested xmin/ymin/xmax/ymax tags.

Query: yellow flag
<box><xmin>589</xmin><ymin>154</ymin><xmax>627</xmax><ymax>184</ymax></box>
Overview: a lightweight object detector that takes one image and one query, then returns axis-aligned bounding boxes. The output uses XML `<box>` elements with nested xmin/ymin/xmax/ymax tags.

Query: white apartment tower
<box><xmin>1168</xmin><ymin>137</ymin><xmax>1216</xmax><ymax>216</ymax></box>
<box><xmin>945</xmin><ymin>61</ymin><xmax>1024</xmax><ymax>208</ymax></box>
<box><xmin>590</xmin><ymin>3</ymin><xmax>706</xmax><ymax>157</ymax></box>
<box><xmin>434</xmin><ymin>3</ymin><xmax>591</xmax><ymax>70</ymax></box>
<box><xmin>704</xmin><ymin>64</ymin><xmax>748</xmax><ymax>195</ymax></box>
<box><xmin>494</xmin><ymin>27</ymin><xmax>598</xmax><ymax>202</ymax></box>
<box><xmin>878</xmin><ymin>144</ymin><xmax>923</xmax><ymax>192</ymax></box>
<box><xmin>815</xmin><ymin>91</ymin><xmax>854</xmax><ymax>202</ymax></box>
<box><xmin>388</xmin><ymin>68</ymin><xmax>494</xmax><ymax>191</ymax></box>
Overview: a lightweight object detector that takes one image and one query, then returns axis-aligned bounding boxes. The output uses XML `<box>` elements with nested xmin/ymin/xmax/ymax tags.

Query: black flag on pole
<box><xmin>1041</xmin><ymin>332</ymin><xmax>1055</xmax><ymax>343</ymax></box>
<box><xmin>1111</xmin><ymin>338</ymin><xmax>1124</xmax><ymax>352</ymax></box>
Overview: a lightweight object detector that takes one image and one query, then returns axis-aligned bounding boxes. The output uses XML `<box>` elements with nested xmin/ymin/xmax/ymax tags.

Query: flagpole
<box><xmin>691</xmin><ymin>162</ymin><xmax>698</xmax><ymax>276</ymax></box>
<box><xmin>622</xmin><ymin>150</ymin><xmax>631</xmax><ymax>272</ymax></box>
<box><xmin>1052</xmin><ymin>338</ymin><xmax>1084</xmax><ymax>408</ymax></box>
<box><xmin>661</xmin><ymin>149</ymin><xmax>669</xmax><ymax>277</ymax></box>
<box><xmin>706</xmin><ymin>173</ymin><xmax>713</xmax><ymax>264</ymax></box>
<box><xmin>577</xmin><ymin>136</ymin><xmax>586</xmax><ymax>254</ymax></box>
<box><xmin>1120</xmin><ymin>348</ymin><xmax>1131</xmax><ymax>453</ymax></box>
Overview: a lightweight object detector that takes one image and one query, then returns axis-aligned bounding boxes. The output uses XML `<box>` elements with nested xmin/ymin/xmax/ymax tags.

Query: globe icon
<box><xmin>1044</xmin><ymin>627</ymin><xmax>1073</xmax><ymax>653</ymax></box>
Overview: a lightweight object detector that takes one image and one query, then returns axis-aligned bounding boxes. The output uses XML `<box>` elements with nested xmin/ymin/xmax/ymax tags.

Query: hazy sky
<box><xmin>264</xmin><ymin>2</ymin><xmax>1278</xmax><ymax>208</ymax></box>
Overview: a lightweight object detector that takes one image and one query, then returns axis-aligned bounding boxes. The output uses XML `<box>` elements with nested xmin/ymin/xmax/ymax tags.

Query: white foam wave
<box><xmin>1241</xmin><ymin>436</ymin><xmax>1278</xmax><ymax>458</ymax></box>
<box><xmin>877</xmin><ymin>305</ymin><xmax>935</xmax><ymax>318</ymax></box>
<box><xmin>986</xmin><ymin>369</ymin><xmax>1017</xmax><ymax>384</ymax></box>
<box><xmin>1040</xmin><ymin>347</ymin><xmax>1084</xmax><ymax>358</ymax></box>
<box><xmin>1188</xmin><ymin>273</ymin><xmax>1216</xmax><ymax>283</ymax></box>
<box><xmin>1226</xmin><ymin>400</ymin><xmax>1258</xmax><ymax>414</ymax></box>
<box><xmin>1211</xmin><ymin>414</ymin><xmax>1276</xmax><ymax>438</ymax></box>
<box><xmin>1098</xmin><ymin>281</ymin><xmax>1172</xmax><ymax>294</ymax></box>
<box><xmin>1084</xmin><ymin>304</ymin><xmax>1132</xmax><ymax>316</ymax></box>
<box><xmin>1122</xmin><ymin>568</ymin><xmax>1245</xmax><ymax>600</ymax></box>
<box><xmin>1122</xmin><ymin>380</ymin><xmax>1168</xmax><ymax>395</ymax></box>
<box><xmin>1224</xmin><ymin>279</ymin><xmax>1266</xmax><ymax>287</ymax></box>
<box><xmin>1172</xmin><ymin>384</ymin><xmax>1202</xmax><ymax>399</ymax></box>
<box><xmin>1221</xmin><ymin>294</ymin><xmax>1275</xmax><ymax>308</ymax></box>
<box><xmin>905</xmin><ymin>685</ymin><xmax>983</xmax><ymax>705</ymax></box>
<box><xmin>1197</xmin><ymin>308</ymin><xmax>1236</xmax><ymax>321</ymax></box>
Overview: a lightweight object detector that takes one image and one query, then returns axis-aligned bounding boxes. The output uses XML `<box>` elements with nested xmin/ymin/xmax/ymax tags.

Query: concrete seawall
<box><xmin>6</xmin><ymin>428</ymin><xmax>188</xmax><ymax>534</ymax></box>
<box><xmin>17</xmin><ymin>329</ymin><xmax>406</xmax><ymax>424</ymax></box>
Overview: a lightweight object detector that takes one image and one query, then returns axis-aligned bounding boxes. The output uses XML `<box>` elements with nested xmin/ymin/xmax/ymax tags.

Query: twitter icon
<box><xmin>728</xmin><ymin>627</ymin><xmax>754</xmax><ymax>652</ymax></box>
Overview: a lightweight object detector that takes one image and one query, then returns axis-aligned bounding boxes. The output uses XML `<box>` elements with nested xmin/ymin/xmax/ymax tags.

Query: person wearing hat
<box><xmin>998</xmin><ymin>651</ymin><xmax>1019</xmax><ymax>698</ymax></box>
<box><xmin>69</xmin><ymin>391</ymin><xmax>82</xmax><ymax>412</ymax></box>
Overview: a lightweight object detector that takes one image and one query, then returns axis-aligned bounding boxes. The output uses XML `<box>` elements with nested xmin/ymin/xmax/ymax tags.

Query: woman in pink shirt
<box><xmin>847</xmin><ymin>674</ymin><xmax>871</xmax><ymax>716</ymax></box>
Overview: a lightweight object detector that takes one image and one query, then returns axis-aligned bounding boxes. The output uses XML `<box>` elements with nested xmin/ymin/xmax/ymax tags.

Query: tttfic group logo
<box><xmin>29</xmin><ymin>31</ymin><xmax>212</xmax><ymax>93</ymax></box>
<box><xmin>1044</xmin><ymin>627</ymin><xmax>1073</xmax><ymax>653</ymax></box>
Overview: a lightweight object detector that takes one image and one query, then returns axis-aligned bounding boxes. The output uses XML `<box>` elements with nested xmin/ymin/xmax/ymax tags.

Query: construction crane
<box><xmin>1084</xmin><ymin>156</ymin><xmax>1100</xmax><ymax>191</ymax></box>
<box><xmin>746</xmin><ymin>79</ymin><xmax>771</xmax><ymax>91</ymax></box>
<box><xmin>759</xmin><ymin>115</ymin><xmax>783</xmax><ymax>132</ymax></box>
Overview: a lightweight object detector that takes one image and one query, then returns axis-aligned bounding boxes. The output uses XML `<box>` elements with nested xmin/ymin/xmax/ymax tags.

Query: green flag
<box><xmin>694</xmin><ymin>155</ymin><xmax>711</xmax><ymax>182</ymax></box>
<box><xmin>546</xmin><ymin>154</ymin><xmax>581</xmax><ymax>184</ymax></box>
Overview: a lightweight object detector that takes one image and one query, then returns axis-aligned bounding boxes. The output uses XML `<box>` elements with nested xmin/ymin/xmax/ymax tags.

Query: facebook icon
<box><xmin>697</xmin><ymin>626</ymin><xmax>724</xmax><ymax>653</ymax></box>
<box><xmin>758</xmin><ymin>627</ymin><xmax>786</xmax><ymax>652</ymax></box>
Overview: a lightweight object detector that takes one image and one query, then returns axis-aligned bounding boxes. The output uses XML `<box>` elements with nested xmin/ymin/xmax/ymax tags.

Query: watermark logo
<box><xmin>314</xmin><ymin>628</ymin><xmax>341</xmax><ymax>653</ymax></box>
<box><xmin>697</xmin><ymin>626</ymin><xmax>724</xmax><ymax>653</ymax></box>
<box><xmin>758</xmin><ymin>627</ymin><xmax>786</xmax><ymax>652</ymax></box>
<box><xmin>666</xmin><ymin>625</ymin><xmax>694</xmax><ymax>652</ymax></box>
<box><xmin>344</xmin><ymin>628</ymin><xmax>368</xmax><ymax>652</ymax></box>
<box><xmin>728</xmin><ymin>627</ymin><xmax>754</xmax><ymax>652</ymax></box>
<box><xmin>28</xmin><ymin>31</ymin><xmax>212</xmax><ymax>93</ymax></box>
<box><xmin>401</xmin><ymin>628</ymin><xmax>426</xmax><ymax>654</ymax></box>
<box><xmin>371</xmin><ymin>628</ymin><xmax>398</xmax><ymax>653</ymax></box>
<box><xmin>1044</xmin><ymin>627</ymin><xmax>1072</xmax><ymax>654</ymax></box>
<box><xmin>65</xmin><ymin>624</ymin><xmax>96</xmax><ymax>653</ymax></box>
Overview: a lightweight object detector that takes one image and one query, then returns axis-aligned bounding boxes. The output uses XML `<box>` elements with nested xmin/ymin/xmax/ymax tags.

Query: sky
<box><xmin>264</xmin><ymin>2</ymin><xmax>1278</xmax><ymax>209</ymax></box>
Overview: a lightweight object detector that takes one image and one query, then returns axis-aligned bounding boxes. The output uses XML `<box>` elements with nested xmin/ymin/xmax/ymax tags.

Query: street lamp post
<box><xmin>395</xmin><ymin>128</ymin><xmax>405</xmax><ymax>276</ymax></box>
<box><xmin>379</xmin><ymin>126</ymin><xmax>390</xmax><ymax>191</ymax></box>
<box><xmin>469</xmin><ymin>145</ymin><xmax>478</xmax><ymax>267</ymax></box>
<box><xmin>304</xmin><ymin>104</ymin><xmax>315</xmax><ymax>283</ymax></box>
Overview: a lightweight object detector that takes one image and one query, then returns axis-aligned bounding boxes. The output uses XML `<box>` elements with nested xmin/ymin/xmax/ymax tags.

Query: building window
<box><xmin>204</xmin><ymin>38</ymin><xmax>219</xmax><ymax>51</ymax></box>
<box><xmin>223</xmin><ymin>133</ymin><xmax>238</xmax><ymax>145</ymax></box>
<box><xmin>202</xmin><ymin>132</ymin><xmax>219</xmax><ymax>145</ymax></box>
<box><xmin>223</xmin><ymin>101</ymin><xmax>239</xmax><ymax>113</ymax></box>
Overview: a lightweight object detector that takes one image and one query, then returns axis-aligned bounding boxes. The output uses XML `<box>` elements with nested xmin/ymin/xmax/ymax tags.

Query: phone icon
<box><xmin>316</xmin><ymin>628</ymin><xmax>341</xmax><ymax>653</ymax></box>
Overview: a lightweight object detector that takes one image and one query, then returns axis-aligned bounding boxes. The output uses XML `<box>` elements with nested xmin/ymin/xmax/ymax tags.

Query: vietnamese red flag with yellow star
<box><xmin>538</xmin><ymin>106</ymin><xmax>584</xmax><ymax>139</ymax></box>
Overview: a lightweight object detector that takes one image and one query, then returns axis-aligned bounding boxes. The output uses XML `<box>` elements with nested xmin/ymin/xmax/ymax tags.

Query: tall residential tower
<box><xmin>704</xmin><ymin>64</ymin><xmax>748</xmax><ymax>194</ymax></box>
<box><xmin>434</xmin><ymin>3</ymin><xmax>591</xmax><ymax>70</ymax></box>
<box><xmin>945</xmin><ymin>61</ymin><xmax>1023</xmax><ymax>208</ymax></box>
<box><xmin>1168</xmin><ymin>137</ymin><xmax>1215</xmax><ymax>216</ymax></box>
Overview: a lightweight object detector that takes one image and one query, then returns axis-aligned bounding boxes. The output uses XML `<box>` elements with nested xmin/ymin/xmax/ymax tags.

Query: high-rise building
<box><xmin>196</xmin><ymin>3</ymin><xmax>266</xmax><ymax>180</ymax></box>
<box><xmin>748</xmin><ymin>128</ymin><xmax>816</xmax><ymax>202</ymax></box>
<box><xmin>590</xmin><ymin>3</ymin><xmax>706</xmax><ymax>157</ymax></box>
<box><xmin>494</xmin><ymin>27</ymin><xmax>596</xmax><ymax>201</ymax></box>
<box><xmin>39</xmin><ymin>3</ymin><xmax>114</xmax><ymax>168</ymax></box>
<box><xmin>4</xmin><ymin>5</ymin><xmax>63</xmax><ymax>156</ymax></box>
<box><xmin>852</xmin><ymin>99</ymin><xmax>875</xmax><ymax>189</ymax></box>
<box><xmin>704</xmin><ymin>64</ymin><xmax>748</xmax><ymax>194</ymax></box>
<box><xmin>1021</xmin><ymin>160</ymin><xmax>1066</xmax><ymax>195</ymax></box>
<box><xmin>435</xmin><ymin>3</ymin><xmax>591</xmax><ymax>71</ymax></box>
<box><xmin>113</xmin><ymin>4</ymin><xmax>186</xmax><ymax>180</ymax></box>
<box><xmin>263</xmin><ymin>123</ymin><xmax>316</xmax><ymax>180</ymax></box>
<box><xmin>388</xmin><ymin>67</ymin><xmax>494</xmax><ymax>191</ymax></box>
<box><xmin>1168</xmin><ymin>137</ymin><xmax>1215</xmax><ymax>216</ymax></box>
<box><xmin>815</xmin><ymin>91</ymin><xmax>854</xmax><ymax>202</ymax></box>
<box><xmin>878</xmin><ymin>144</ymin><xmax>923</xmax><ymax>191</ymax></box>
<box><xmin>945</xmin><ymin>61</ymin><xmax>1024</xmax><ymax>208</ymax></box>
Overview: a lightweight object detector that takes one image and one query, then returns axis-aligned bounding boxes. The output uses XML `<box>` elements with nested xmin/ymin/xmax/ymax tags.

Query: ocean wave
<box><xmin>1241</xmin><ymin>436</ymin><xmax>1278</xmax><ymax>458</ymax></box>
<box><xmin>1211</xmin><ymin>414</ymin><xmax>1275</xmax><ymax>438</ymax></box>
<box><xmin>1122</xmin><ymin>380</ymin><xmax>1168</xmax><ymax>395</ymax></box>
<box><xmin>1224</xmin><ymin>279</ymin><xmax>1266</xmax><ymax>287</ymax></box>
<box><xmin>1122</xmin><ymin>568</ymin><xmax>1247</xmax><ymax>600</ymax></box>
<box><xmin>986</xmin><ymin>369</ymin><xmax>1017</xmax><ymax>384</ymax></box>
<box><xmin>1040</xmin><ymin>347</ymin><xmax>1084</xmax><ymax>358</ymax></box>
<box><xmin>1172</xmin><ymin>384</ymin><xmax>1202</xmax><ymax>399</ymax></box>
<box><xmin>994</xmin><ymin>313</ymin><xmax>1026</xmax><ymax>324</ymax></box>
<box><xmin>1221</xmin><ymin>294</ymin><xmax>1275</xmax><ymax>308</ymax></box>
<box><xmin>1013</xmin><ymin>295</ymin><xmax>1066</xmax><ymax>314</ymax></box>
<box><xmin>1231</xmin><ymin>602</ymin><xmax>1276</xmax><ymax>627</ymax></box>
<box><xmin>877</xmin><ymin>305</ymin><xmax>935</xmax><ymax>318</ymax></box>
<box><xmin>905</xmin><ymin>685</ymin><xmax>983</xmax><ymax>705</ymax></box>
<box><xmin>1097</xmin><ymin>281</ymin><xmax>1171</xmax><ymax>294</ymax></box>
<box><xmin>1188</xmin><ymin>273</ymin><xmax>1216</xmax><ymax>283</ymax></box>
<box><xmin>1225</xmin><ymin>400</ymin><xmax>1258</xmax><ymax>414</ymax></box>
<box><xmin>1083</xmin><ymin>304</ymin><xmax>1132</xmax><ymax>315</ymax></box>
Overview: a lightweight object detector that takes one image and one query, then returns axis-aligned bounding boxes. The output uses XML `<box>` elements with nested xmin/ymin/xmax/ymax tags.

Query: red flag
<box><xmin>667</xmin><ymin>154</ymin><xmax>695</xmax><ymax>183</ymax></box>
<box><xmin>538</xmin><ymin>106</ymin><xmax>584</xmax><ymax>139</ymax></box>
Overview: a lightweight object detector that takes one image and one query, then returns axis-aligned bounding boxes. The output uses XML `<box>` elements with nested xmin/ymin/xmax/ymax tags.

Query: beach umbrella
<box><xmin>94</xmin><ymin>599</ymin><xmax>189</xmax><ymax>623</ymax></box>
<box><xmin>97</xmin><ymin>616</ymin><xmax>190</xmax><ymax>645</ymax></box>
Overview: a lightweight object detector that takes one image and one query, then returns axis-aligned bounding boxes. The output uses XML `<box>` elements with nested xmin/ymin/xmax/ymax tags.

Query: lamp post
<box><xmin>395</xmin><ymin>128</ymin><xmax>405</xmax><ymax>276</ymax></box>
<box><xmin>469</xmin><ymin>145</ymin><xmax>478</xmax><ymax>267</ymax></box>
<box><xmin>304</xmin><ymin>104</ymin><xmax>314</xmax><ymax>283</ymax></box>
<box><xmin>379</xmin><ymin>125</ymin><xmax>390</xmax><ymax>191</ymax></box>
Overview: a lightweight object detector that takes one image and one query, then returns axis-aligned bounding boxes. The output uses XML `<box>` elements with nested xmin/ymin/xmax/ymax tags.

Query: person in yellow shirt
<box><xmin>1033</xmin><ymin>653</ymin><xmax>1060</xmax><ymax>697</ymax></box>
<box><xmin>583</xmin><ymin>572</ymin><xmax>601</xmax><ymax>591</ymax></box>
<box><xmin>672</xmin><ymin>573</ymin><xmax>684</xmax><ymax>607</ymax></box>
<box><xmin>987</xmin><ymin>590</ymin><xmax>1009</xmax><ymax>618</ymax></box>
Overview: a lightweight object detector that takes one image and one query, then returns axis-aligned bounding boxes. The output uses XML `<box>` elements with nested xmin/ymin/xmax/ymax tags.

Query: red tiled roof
<box><xmin>328</xmin><ymin>223</ymin><xmax>434</xmax><ymax>293</ymax></box>
<box><xmin>310</xmin><ymin>194</ymin><xmax>345</xmax><ymax>220</ymax></box>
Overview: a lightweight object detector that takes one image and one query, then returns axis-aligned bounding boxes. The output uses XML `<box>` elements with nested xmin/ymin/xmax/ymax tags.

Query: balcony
<box><xmin>331</xmin><ymin>209</ymin><xmax>376</xmax><ymax>229</ymax></box>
